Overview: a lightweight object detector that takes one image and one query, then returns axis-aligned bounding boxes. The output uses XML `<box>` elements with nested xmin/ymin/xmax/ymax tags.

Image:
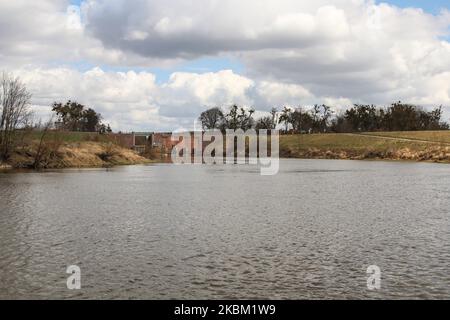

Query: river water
<box><xmin>0</xmin><ymin>159</ymin><xmax>449</xmax><ymax>299</ymax></box>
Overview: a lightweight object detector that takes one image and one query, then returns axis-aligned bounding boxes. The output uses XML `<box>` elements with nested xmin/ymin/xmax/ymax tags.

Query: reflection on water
<box><xmin>0</xmin><ymin>159</ymin><xmax>449</xmax><ymax>299</ymax></box>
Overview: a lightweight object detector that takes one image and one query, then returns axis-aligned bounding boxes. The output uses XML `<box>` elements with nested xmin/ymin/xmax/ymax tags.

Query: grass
<box><xmin>6</xmin><ymin>130</ymin><xmax>450</xmax><ymax>167</ymax></box>
<box><xmin>359</xmin><ymin>131</ymin><xmax>450</xmax><ymax>144</ymax></box>
<box><xmin>16</xmin><ymin>130</ymin><xmax>112</xmax><ymax>143</ymax></box>
<box><xmin>279</xmin><ymin>131</ymin><xmax>450</xmax><ymax>161</ymax></box>
<box><xmin>281</xmin><ymin>133</ymin><xmax>431</xmax><ymax>152</ymax></box>
<box><xmin>1</xmin><ymin>130</ymin><xmax>150</xmax><ymax>169</ymax></box>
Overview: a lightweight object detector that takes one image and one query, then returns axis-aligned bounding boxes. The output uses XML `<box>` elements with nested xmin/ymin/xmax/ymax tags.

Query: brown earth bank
<box><xmin>280</xmin><ymin>146</ymin><xmax>450</xmax><ymax>162</ymax></box>
<box><xmin>3</xmin><ymin>131</ymin><xmax>450</xmax><ymax>171</ymax></box>
<box><xmin>1</xmin><ymin>141</ymin><xmax>150</xmax><ymax>170</ymax></box>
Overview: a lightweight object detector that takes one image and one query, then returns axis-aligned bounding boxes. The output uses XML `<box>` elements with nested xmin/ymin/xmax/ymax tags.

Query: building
<box><xmin>108</xmin><ymin>132</ymin><xmax>177</xmax><ymax>154</ymax></box>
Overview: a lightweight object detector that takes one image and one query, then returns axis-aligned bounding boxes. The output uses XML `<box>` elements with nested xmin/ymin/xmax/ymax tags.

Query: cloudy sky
<box><xmin>1</xmin><ymin>0</ymin><xmax>449</xmax><ymax>131</ymax></box>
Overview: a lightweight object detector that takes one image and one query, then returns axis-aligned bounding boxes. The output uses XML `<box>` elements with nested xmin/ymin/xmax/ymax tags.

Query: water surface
<box><xmin>0</xmin><ymin>159</ymin><xmax>449</xmax><ymax>299</ymax></box>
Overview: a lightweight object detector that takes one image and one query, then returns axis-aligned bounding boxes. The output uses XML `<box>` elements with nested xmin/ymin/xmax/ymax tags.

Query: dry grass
<box><xmin>3</xmin><ymin>130</ymin><xmax>151</xmax><ymax>169</ymax></box>
<box><xmin>8</xmin><ymin>141</ymin><xmax>150</xmax><ymax>169</ymax></box>
<box><xmin>19</xmin><ymin>131</ymin><xmax>112</xmax><ymax>143</ymax></box>
<box><xmin>54</xmin><ymin>142</ymin><xmax>150</xmax><ymax>168</ymax></box>
<box><xmin>280</xmin><ymin>131</ymin><xmax>450</xmax><ymax>162</ymax></box>
<box><xmin>359</xmin><ymin>131</ymin><xmax>450</xmax><ymax>144</ymax></box>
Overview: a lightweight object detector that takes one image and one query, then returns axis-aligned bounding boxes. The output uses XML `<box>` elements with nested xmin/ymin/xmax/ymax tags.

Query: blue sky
<box><xmin>379</xmin><ymin>0</ymin><xmax>449</xmax><ymax>14</ymax></box>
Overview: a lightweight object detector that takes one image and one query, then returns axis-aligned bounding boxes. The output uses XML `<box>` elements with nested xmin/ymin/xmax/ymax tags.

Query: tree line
<box><xmin>2</xmin><ymin>70</ymin><xmax>449</xmax><ymax>164</ymax></box>
<box><xmin>199</xmin><ymin>103</ymin><xmax>449</xmax><ymax>133</ymax></box>
<box><xmin>199</xmin><ymin>105</ymin><xmax>279</xmax><ymax>131</ymax></box>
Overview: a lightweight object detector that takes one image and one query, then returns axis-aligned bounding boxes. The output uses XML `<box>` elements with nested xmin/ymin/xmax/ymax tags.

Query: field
<box><xmin>280</xmin><ymin>131</ymin><xmax>450</xmax><ymax>162</ymax></box>
<box><xmin>358</xmin><ymin>131</ymin><xmax>450</xmax><ymax>144</ymax></box>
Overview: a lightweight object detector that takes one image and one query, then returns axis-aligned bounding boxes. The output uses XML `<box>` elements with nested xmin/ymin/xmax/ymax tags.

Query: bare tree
<box><xmin>256</xmin><ymin>108</ymin><xmax>278</xmax><ymax>130</ymax></box>
<box><xmin>222</xmin><ymin>105</ymin><xmax>255</xmax><ymax>131</ymax></box>
<box><xmin>199</xmin><ymin>107</ymin><xmax>224</xmax><ymax>130</ymax></box>
<box><xmin>0</xmin><ymin>73</ymin><xmax>32</xmax><ymax>161</ymax></box>
<box><xmin>278</xmin><ymin>107</ymin><xmax>292</xmax><ymax>133</ymax></box>
<box><xmin>33</xmin><ymin>116</ymin><xmax>55</xmax><ymax>170</ymax></box>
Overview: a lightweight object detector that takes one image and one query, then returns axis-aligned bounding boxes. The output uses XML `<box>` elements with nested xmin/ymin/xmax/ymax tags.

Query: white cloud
<box><xmin>256</xmin><ymin>81</ymin><xmax>312</xmax><ymax>107</ymax></box>
<box><xmin>163</xmin><ymin>70</ymin><xmax>254</xmax><ymax>106</ymax></box>
<box><xmin>0</xmin><ymin>0</ymin><xmax>177</xmax><ymax>67</ymax></box>
<box><xmin>15</xmin><ymin>67</ymin><xmax>165</xmax><ymax>131</ymax></box>
<box><xmin>12</xmin><ymin>67</ymin><xmax>258</xmax><ymax>131</ymax></box>
<box><xmin>15</xmin><ymin>66</ymin><xmax>344</xmax><ymax>131</ymax></box>
<box><xmin>1</xmin><ymin>0</ymin><xmax>450</xmax><ymax>129</ymax></box>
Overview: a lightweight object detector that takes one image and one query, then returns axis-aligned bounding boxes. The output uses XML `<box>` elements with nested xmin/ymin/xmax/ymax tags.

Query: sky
<box><xmin>380</xmin><ymin>0</ymin><xmax>450</xmax><ymax>14</ymax></box>
<box><xmin>1</xmin><ymin>0</ymin><xmax>449</xmax><ymax>131</ymax></box>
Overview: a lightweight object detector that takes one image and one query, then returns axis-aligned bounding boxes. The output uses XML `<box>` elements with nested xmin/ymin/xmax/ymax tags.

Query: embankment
<box><xmin>3</xmin><ymin>131</ymin><xmax>450</xmax><ymax>170</ymax></box>
<box><xmin>2</xmin><ymin>141</ymin><xmax>150</xmax><ymax>170</ymax></box>
<box><xmin>280</xmin><ymin>132</ymin><xmax>450</xmax><ymax>163</ymax></box>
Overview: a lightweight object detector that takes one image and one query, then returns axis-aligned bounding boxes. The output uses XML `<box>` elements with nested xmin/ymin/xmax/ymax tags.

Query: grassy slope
<box><xmin>280</xmin><ymin>131</ymin><xmax>450</xmax><ymax>162</ymax></box>
<box><xmin>5</xmin><ymin>130</ymin><xmax>450</xmax><ymax>169</ymax></box>
<box><xmin>3</xmin><ymin>131</ymin><xmax>150</xmax><ymax>169</ymax></box>
<box><xmin>359</xmin><ymin>131</ymin><xmax>450</xmax><ymax>144</ymax></box>
<box><xmin>21</xmin><ymin>131</ymin><xmax>112</xmax><ymax>143</ymax></box>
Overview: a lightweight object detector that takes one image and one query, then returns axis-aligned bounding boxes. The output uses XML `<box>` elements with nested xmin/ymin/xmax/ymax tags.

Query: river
<box><xmin>0</xmin><ymin>159</ymin><xmax>449</xmax><ymax>299</ymax></box>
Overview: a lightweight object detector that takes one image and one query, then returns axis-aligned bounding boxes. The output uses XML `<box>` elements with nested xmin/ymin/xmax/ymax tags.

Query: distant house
<box><xmin>108</xmin><ymin>132</ymin><xmax>177</xmax><ymax>154</ymax></box>
<box><xmin>109</xmin><ymin>132</ymin><xmax>135</xmax><ymax>149</ymax></box>
<box><xmin>151</xmin><ymin>132</ymin><xmax>177</xmax><ymax>150</ymax></box>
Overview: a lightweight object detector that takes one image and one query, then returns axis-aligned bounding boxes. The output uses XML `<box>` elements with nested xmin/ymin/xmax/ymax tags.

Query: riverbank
<box><xmin>280</xmin><ymin>132</ymin><xmax>450</xmax><ymax>163</ymax></box>
<box><xmin>3</xmin><ymin>130</ymin><xmax>450</xmax><ymax>171</ymax></box>
<box><xmin>1</xmin><ymin>141</ymin><xmax>150</xmax><ymax>170</ymax></box>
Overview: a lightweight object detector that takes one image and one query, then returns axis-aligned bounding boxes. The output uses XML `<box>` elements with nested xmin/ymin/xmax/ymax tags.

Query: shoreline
<box><xmin>1</xmin><ymin>141</ymin><xmax>152</xmax><ymax>172</ymax></box>
<box><xmin>2</xmin><ymin>131</ymin><xmax>450</xmax><ymax>172</ymax></box>
<box><xmin>280</xmin><ymin>149</ymin><xmax>450</xmax><ymax>164</ymax></box>
<box><xmin>2</xmin><ymin>153</ymin><xmax>449</xmax><ymax>173</ymax></box>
